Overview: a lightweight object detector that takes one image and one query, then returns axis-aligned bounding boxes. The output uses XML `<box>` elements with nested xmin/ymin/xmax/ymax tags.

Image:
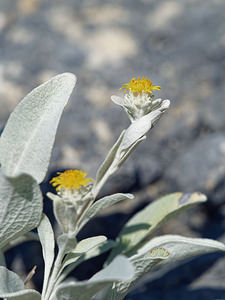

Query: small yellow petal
<box><xmin>50</xmin><ymin>169</ymin><xmax>94</xmax><ymax>191</ymax></box>
<box><xmin>121</xmin><ymin>77</ymin><xmax>161</xmax><ymax>94</ymax></box>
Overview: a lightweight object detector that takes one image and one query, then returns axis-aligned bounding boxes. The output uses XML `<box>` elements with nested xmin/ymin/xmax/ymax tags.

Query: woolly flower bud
<box><xmin>111</xmin><ymin>76</ymin><xmax>169</xmax><ymax>122</ymax></box>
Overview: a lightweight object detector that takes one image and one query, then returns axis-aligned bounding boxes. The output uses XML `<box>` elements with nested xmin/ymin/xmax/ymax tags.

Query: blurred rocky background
<box><xmin>1</xmin><ymin>0</ymin><xmax>225</xmax><ymax>299</ymax></box>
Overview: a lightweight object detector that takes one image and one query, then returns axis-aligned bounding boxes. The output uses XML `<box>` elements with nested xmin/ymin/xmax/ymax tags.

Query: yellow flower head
<box><xmin>50</xmin><ymin>169</ymin><xmax>94</xmax><ymax>191</ymax></box>
<box><xmin>121</xmin><ymin>77</ymin><xmax>161</xmax><ymax>94</ymax></box>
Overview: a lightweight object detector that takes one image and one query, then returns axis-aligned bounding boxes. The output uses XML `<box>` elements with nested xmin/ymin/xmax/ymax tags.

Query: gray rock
<box><xmin>165</xmin><ymin>133</ymin><xmax>225</xmax><ymax>199</ymax></box>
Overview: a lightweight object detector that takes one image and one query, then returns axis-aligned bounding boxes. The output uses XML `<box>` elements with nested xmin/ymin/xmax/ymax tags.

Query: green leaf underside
<box><xmin>0</xmin><ymin>170</ymin><xmax>42</xmax><ymax>249</ymax></box>
<box><xmin>107</xmin><ymin>192</ymin><xmax>207</xmax><ymax>262</ymax></box>
<box><xmin>72</xmin><ymin>236</ymin><xmax>107</xmax><ymax>254</ymax></box>
<box><xmin>94</xmin><ymin>131</ymin><xmax>125</xmax><ymax>187</ymax></box>
<box><xmin>77</xmin><ymin>193</ymin><xmax>134</xmax><ymax>231</ymax></box>
<box><xmin>37</xmin><ymin>214</ymin><xmax>55</xmax><ymax>295</ymax></box>
<box><xmin>120</xmin><ymin>110</ymin><xmax>163</xmax><ymax>150</ymax></box>
<box><xmin>137</xmin><ymin>235</ymin><xmax>225</xmax><ymax>266</ymax></box>
<box><xmin>103</xmin><ymin>248</ymin><xmax>169</xmax><ymax>300</ymax></box>
<box><xmin>0</xmin><ymin>266</ymin><xmax>41</xmax><ymax>299</ymax></box>
<box><xmin>0</xmin><ymin>73</ymin><xmax>76</xmax><ymax>183</ymax></box>
<box><xmin>56</xmin><ymin>255</ymin><xmax>134</xmax><ymax>300</ymax></box>
<box><xmin>104</xmin><ymin>235</ymin><xmax>225</xmax><ymax>300</ymax></box>
<box><xmin>61</xmin><ymin>238</ymin><xmax>115</xmax><ymax>272</ymax></box>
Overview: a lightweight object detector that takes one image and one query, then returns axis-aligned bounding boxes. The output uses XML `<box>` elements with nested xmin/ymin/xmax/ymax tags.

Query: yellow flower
<box><xmin>121</xmin><ymin>77</ymin><xmax>161</xmax><ymax>94</ymax></box>
<box><xmin>50</xmin><ymin>169</ymin><xmax>94</xmax><ymax>191</ymax></box>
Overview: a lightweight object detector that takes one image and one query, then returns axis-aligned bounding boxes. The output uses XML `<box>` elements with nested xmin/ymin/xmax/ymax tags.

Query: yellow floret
<box><xmin>121</xmin><ymin>77</ymin><xmax>161</xmax><ymax>94</ymax></box>
<box><xmin>50</xmin><ymin>169</ymin><xmax>94</xmax><ymax>191</ymax></box>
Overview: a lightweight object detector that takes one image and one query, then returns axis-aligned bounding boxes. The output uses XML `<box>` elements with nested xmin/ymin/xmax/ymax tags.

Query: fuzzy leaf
<box><xmin>138</xmin><ymin>235</ymin><xmax>225</xmax><ymax>266</ymax></box>
<box><xmin>107</xmin><ymin>192</ymin><xmax>206</xmax><ymax>262</ymax></box>
<box><xmin>93</xmin><ymin>131</ymin><xmax>125</xmax><ymax>196</ymax></box>
<box><xmin>0</xmin><ymin>170</ymin><xmax>42</xmax><ymax>249</ymax></box>
<box><xmin>104</xmin><ymin>235</ymin><xmax>225</xmax><ymax>300</ymax></box>
<box><xmin>0</xmin><ymin>73</ymin><xmax>76</xmax><ymax>183</ymax></box>
<box><xmin>37</xmin><ymin>214</ymin><xmax>55</xmax><ymax>295</ymax></box>
<box><xmin>0</xmin><ymin>250</ymin><xmax>5</xmax><ymax>266</ymax></box>
<box><xmin>2</xmin><ymin>232</ymin><xmax>39</xmax><ymax>252</ymax></box>
<box><xmin>118</xmin><ymin>136</ymin><xmax>146</xmax><ymax>167</ymax></box>
<box><xmin>57</xmin><ymin>239</ymin><xmax>116</xmax><ymax>284</ymax></box>
<box><xmin>77</xmin><ymin>193</ymin><xmax>134</xmax><ymax>231</ymax></box>
<box><xmin>120</xmin><ymin>100</ymin><xmax>170</xmax><ymax>150</ymax></box>
<box><xmin>56</xmin><ymin>255</ymin><xmax>134</xmax><ymax>300</ymax></box>
<box><xmin>61</xmin><ymin>236</ymin><xmax>112</xmax><ymax>270</ymax></box>
<box><xmin>73</xmin><ymin>236</ymin><xmax>107</xmax><ymax>254</ymax></box>
<box><xmin>0</xmin><ymin>266</ymin><xmax>41</xmax><ymax>299</ymax></box>
<box><xmin>103</xmin><ymin>248</ymin><xmax>169</xmax><ymax>300</ymax></box>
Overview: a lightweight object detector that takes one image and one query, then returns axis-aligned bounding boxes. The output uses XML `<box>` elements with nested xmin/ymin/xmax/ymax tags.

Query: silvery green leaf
<box><xmin>0</xmin><ymin>266</ymin><xmax>24</xmax><ymax>292</ymax></box>
<box><xmin>0</xmin><ymin>266</ymin><xmax>41</xmax><ymax>299</ymax></box>
<box><xmin>118</xmin><ymin>136</ymin><xmax>146</xmax><ymax>167</ymax></box>
<box><xmin>0</xmin><ymin>290</ymin><xmax>41</xmax><ymax>300</ymax></box>
<box><xmin>0</xmin><ymin>170</ymin><xmax>42</xmax><ymax>249</ymax></box>
<box><xmin>104</xmin><ymin>235</ymin><xmax>225</xmax><ymax>300</ymax></box>
<box><xmin>0</xmin><ymin>250</ymin><xmax>6</xmax><ymax>266</ymax></box>
<box><xmin>111</xmin><ymin>95</ymin><xmax>124</xmax><ymax>106</ymax></box>
<box><xmin>77</xmin><ymin>193</ymin><xmax>134</xmax><ymax>231</ymax></box>
<box><xmin>56</xmin><ymin>255</ymin><xmax>134</xmax><ymax>300</ymax></box>
<box><xmin>57</xmin><ymin>239</ymin><xmax>115</xmax><ymax>284</ymax></box>
<box><xmin>139</xmin><ymin>235</ymin><xmax>225</xmax><ymax>267</ymax></box>
<box><xmin>0</xmin><ymin>73</ymin><xmax>76</xmax><ymax>183</ymax></box>
<box><xmin>37</xmin><ymin>214</ymin><xmax>55</xmax><ymax>295</ymax></box>
<box><xmin>57</xmin><ymin>234</ymin><xmax>77</xmax><ymax>254</ymax></box>
<box><xmin>61</xmin><ymin>236</ymin><xmax>109</xmax><ymax>270</ymax></box>
<box><xmin>93</xmin><ymin>130</ymin><xmax>125</xmax><ymax>196</ymax></box>
<box><xmin>53</xmin><ymin>197</ymin><xmax>68</xmax><ymax>233</ymax></box>
<box><xmin>2</xmin><ymin>232</ymin><xmax>39</xmax><ymax>252</ymax></box>
<box><xmin>52</xmin><ymin>197</ymin><xmax>77</xmax><ymax>234</ymax></box>
<box><xmin>47</xmin><ymin>192</ymin><xmax>70</xmax><ymax>233</ymax></box>
<box><xmin>73</xmin><ymin>235</ymin><xmax>107</xmax><ymax>254</ymax></box>
<box><xmin>107</xmin><ymin>192</ymin><xmax>206</xmax><ymax>262</ymax></box>
<box><xmin>120</xmin><ymin>100</ymin><xmax>170</xmax><ymax>150</ymax></box>
<box><xmin>102</xmin><ymin>248</ymin><xmax>169</xmax><ymax>300</ymax></box>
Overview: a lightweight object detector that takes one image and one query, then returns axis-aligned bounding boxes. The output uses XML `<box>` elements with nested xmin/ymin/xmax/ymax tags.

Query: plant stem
<box><xmin>43</xmin><ymin>246</ymin><xmax>66</xmax><ymax>300</ymax></box>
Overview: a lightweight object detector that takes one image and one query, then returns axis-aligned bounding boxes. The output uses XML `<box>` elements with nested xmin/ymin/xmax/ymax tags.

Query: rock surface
<box><xmin>1</xmin><ymin>0</ymin><xmax>225</xmax><ymax>298</ymax></box>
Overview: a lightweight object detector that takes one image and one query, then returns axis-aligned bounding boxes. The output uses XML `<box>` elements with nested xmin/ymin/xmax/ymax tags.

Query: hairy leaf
<box><xmin>56</xmin><ymin>255</ymin><xmax>134</xmax><ymax>300</ymax></box>
<box><xmin>120</xmin><ymin>100</ymin><xmax>170</xmax><ymax>150</ymax></box>
<box><xmin>138</xmin><ymin>235</ymin><xmax>225</xmax><ymax>266</ymax></box>
<box><xmin>103</xmin><ymin>248</ymin><xmax>169</xmax><ymax>300</ymax></box>
<box><xmin>77</xmin><ymin>193</ymin><xmax>134</xmax><ymax>231</ymax></box>
<box><xmin>37</xmin><ymin>214</ymin><xmax>55</xmax><ymax>295</ymax></box>
<box><xmin>0</xmin><ymin>170</ymin><xmax>42</xmax><ymax>249</ymax></box>
<box><xmin>0</xmin><ymin>266</ymin><xmax>41</xmax><ymax>299</ymax></box>
<box><xmin>0</xmin><ymin>73</ymin><xmax>76</xmax><ymax>183</ymax></box>
<box><xmin>107</xmin><ymin>192</ymin><xmax>206</xmax><ymax>262</ymax></box>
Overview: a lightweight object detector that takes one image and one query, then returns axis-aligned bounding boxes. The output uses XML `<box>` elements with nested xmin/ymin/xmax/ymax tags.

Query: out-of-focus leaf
<box><xmin>102</xmin><ymin>248</ymin><xmax>169</xmax><ymax>300</ymax></box>
<box><xmin>57</xmin><ymin>239</ymin><xmax>115</xmax><ymax>284</ymax></box>
<box><xmin>56</xmin><ymin>255</ymin><xmax>134</xmax><ymax>300</ymax></box>
<box><xmin>137</xmin><ymin>235</ymin><xmax>225</xmax><ymax>266</ymax></box>
<box><xmin>2</xmin><ymin>232</ymin><xmax>39</xmax><ymax>252</ymax></box>
<box><xmin>0</xmin><ymin>266</ymin><xmax>41</xmax><ymax>299</ymax></box>
<box><xmin>0</xmin><ymin>250</ymin><xmax>6</xmax><ymax>266</ymax></box>
<box><xmin>107</xmin><ymin>192</ymin><xmax>206</xmax><ymax>262</ymax></box>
